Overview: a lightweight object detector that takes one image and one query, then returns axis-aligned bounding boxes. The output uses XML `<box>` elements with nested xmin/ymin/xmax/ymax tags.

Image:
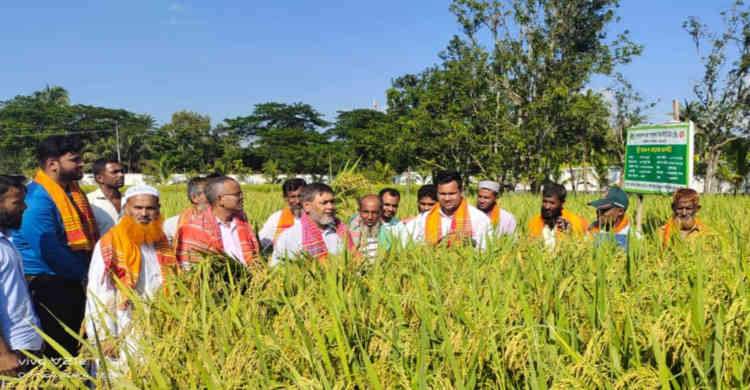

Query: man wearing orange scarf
<box><xmin>527</xmin><ymin>182</ymin><xmax>588</xmax><ymax>248</ymax></box>
<box><xmin>476</xmin><ymin>180</ymin><xmax>517</xmax><ymax>237</ymax></box>
<box><xmin>12</xmin><ymin>136</ymin><xmax>98</xmax><ymax>360</ymax></box>
<box><xmin>175</xmin><ymin>176</ymin><xmax>259</xmax><ymax>266</ymax></box>
<box><xmin>401</xmin><ymin>171</ymin><xmax>491</xmax><ymax>250</ymax></box>
<box><xmin>586</xmin><ymin>186</ymin><xmax>634</xmax><ymax>252</ymax></box>
<box><xmin>258</xmin><ymin>178</ymin><xmax>306</xmax><ymax>253</ymax></box>
<box><xmin>661</xmin><ymin>188</ymin><xmax>707</xmax><ymax>245</ymax></box>
<box><xmin>162</xmin><ymin>176</ymin><xmax>209</xmax><ymax>244</ymax></box>
<box><xmin>85</xmin><ymin>185</ymin><xmax>178</xmax><ymax>373</ymax></box>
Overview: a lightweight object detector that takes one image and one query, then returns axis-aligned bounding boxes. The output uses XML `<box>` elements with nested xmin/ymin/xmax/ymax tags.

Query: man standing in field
<box><xmin>379</xmin><ymin>188</ymin><xmax>401</xmax><ymax>228</ymax></box>
<box><xmin>270</xmin><ymin>183</ymin><xmax>354</xmax><ymax>266</ymax></box>
<box><xmin>13</xmin><ymin>135</ymin><xmax>98</xmax><ymax>360</ymax></box>
<box><xmin>87</xmin><ymin>158</ymin><xmax>125</xmax><ymax>237</ymax></box>
<box><xmin>527</xmin><ymin>182</ymin><xmax>588</xmax><ymax>248</ymax></box>
<box><xmin>175</xmin><ymin>176</ymin><xmax>259</xmax><ymax>266</ymax></box>
<box><xmin>661</xmin><ymin>188</ymin><xmax>707</xmax><ymax>245</ymax></box>
<box><xmin>0</xmin><ymin>175</ymin><xmax>44</xmax><ymax>377</ymax></box>
<box><xmin>401</xmin><ymin>184</ymin><xmax>437</xmax><ymax>225</ymax></box>
<box><xmin>402</xmin><ymin>171</ymin><xmax>491</xmax><ymax>249</ymax></box>
<box><xmin>476</xmin><ymin>180</ymin><xmax>516</xmax><ymax>237</ymax></box>
<box><xmin>258</xmin><ymin>178</ymin><xmax>306</xmax><ymax>252</ymax></box>
<box><xmin>162</xmin><ymin>176</ymin><xmax>210</xmax><ymax>244</ymax></box>
<box><xmin>349</xmin><ymin>195</ymin><xmax>390</xmax><ymax>258</ymax></box>
<box><xmin>586</xmin><ymin>186</ymin><xmax>633</xmax><ymax>251</ymax></box>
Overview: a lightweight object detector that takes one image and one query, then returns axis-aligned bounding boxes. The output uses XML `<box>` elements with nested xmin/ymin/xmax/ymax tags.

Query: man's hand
<box><xmin>555</xmin><ymin>217</ymin><xmax>571</xmax><ymax>233</ymax></box>
<box><xmin>0</xmin><ymin>350</ymin><xmax>19</xmax><ymax>377</ymax></box>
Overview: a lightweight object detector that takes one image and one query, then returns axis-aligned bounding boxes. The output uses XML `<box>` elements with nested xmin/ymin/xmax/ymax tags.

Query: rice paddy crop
<box><xmin>8</xmin><ymin>186</ymin><xmax>750</xmax><ymax>389</ymax></box>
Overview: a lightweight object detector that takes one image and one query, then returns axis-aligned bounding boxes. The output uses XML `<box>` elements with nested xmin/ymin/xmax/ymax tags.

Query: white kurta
<box><xmin>258</xmin><ymin>210</ymin><xmax>299</xmax><ymax>250</ymax></box>
<box><xmin>87</xmin><ymin>188</ymin><xmax>122</xmax><ymax>237</ymax></box>
<box><xmin>270</xmin><ymin>222</ymin><xmax>344</xmax><ymax>266</ymax></box>
<box><xmin>399</xmin><ymin>203</ymin><xmax>492</xmax><ymax>250</ymax></box>
<box><xmin>85</xmin><ymin>241</ymin><xmax>164</xmax><ymax>358</ymax></box>
<box><xmin>162</xmin><ymin>215</ymin><xmax>179</xmax><ymax>244</ymax></box>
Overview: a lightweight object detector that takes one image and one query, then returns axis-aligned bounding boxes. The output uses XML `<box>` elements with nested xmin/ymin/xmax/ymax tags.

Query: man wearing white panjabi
<box><xmin>85</xmin><ymin>185</ymin><xmax>180</xmax><ymax>376</ymax></box>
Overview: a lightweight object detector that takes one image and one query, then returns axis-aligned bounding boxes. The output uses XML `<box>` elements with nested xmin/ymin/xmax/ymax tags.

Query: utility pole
<box><xmin>115</xmin><ymin>120</ymin><xmax>121</xmax><ymax>163</ymax></box>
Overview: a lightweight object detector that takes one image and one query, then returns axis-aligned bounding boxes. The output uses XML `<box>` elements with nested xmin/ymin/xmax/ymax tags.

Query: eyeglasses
<box><xmin>220</xmin><ymin>192</ymin><xmax>243</xmax><ymax>198</ymax></box>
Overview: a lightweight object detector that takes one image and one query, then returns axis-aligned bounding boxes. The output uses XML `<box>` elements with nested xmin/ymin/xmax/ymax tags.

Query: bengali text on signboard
<box><xmin>623</xmin><ymin>123</ymin><xmax>694</xmax><ymax>194</ymax></box>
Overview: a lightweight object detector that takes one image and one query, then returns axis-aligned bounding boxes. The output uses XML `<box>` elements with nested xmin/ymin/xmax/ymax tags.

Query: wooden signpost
<box><xmin>624</xmin><ymin>100</ymin><xmax>695</xmax><ymax>233</ymax></box>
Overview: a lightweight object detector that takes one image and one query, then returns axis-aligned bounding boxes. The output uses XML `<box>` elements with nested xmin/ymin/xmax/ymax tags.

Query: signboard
<box><xmin>623</xmin><ymin>122</ymin><xmax>694</xmax><ymax>194</ymax></box>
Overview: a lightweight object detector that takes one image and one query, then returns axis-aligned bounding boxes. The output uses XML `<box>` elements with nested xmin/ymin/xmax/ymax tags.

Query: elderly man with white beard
<box><xmin>270</xmin><ymin>183</ymin><xmax>354</xmax><ymax>266</ymax></box>
<box><xmin>85</xmin><ymin>185</ymin><xmax>180</xmax><ymax>375</ymax></box>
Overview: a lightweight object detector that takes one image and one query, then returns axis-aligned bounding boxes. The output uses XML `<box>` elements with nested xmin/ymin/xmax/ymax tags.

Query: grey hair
<box><xmin>358</xmin><ymin>194</ymin><xmax>380</xmax><ymax>209</ymax></box>
<box><xmin>300</xmin><ymin>183</ymin><xmax>334</xmax><ymax>203</ymax></box>
<box><xmin>204</xmin><ymin>176</ymin><xmax>233</xmax><ymax>205</ymax></box>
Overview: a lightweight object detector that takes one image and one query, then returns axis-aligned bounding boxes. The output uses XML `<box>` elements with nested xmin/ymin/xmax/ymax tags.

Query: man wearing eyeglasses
<box><xmin>586</xmin><ymin>186</ymin><xmax>633</xmax><ymax>252</ymax></box>
<box><xmin>175</xmin><ymin>176</ymin><xmax>259</xmax><ymax>266</ymax></box>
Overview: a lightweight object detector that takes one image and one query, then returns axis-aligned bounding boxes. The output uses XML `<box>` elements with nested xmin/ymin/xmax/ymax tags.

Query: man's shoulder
<box><xmin>86</xmin><ymin>187</ymin><xmax>104</xmax><ymax>199</ymax></box>
<box><xmin>265</xmin><ymin>209</ymin><xmax>283</xmax><ymax>221</ymax></box>
<box><xmin>467</xmin><ymin>204</ymin><xmax>491</xmax><ymax>223</ymax></box>
<box><xmin>499</xmin><ymin>208</ymin><xmax>516</xmax><ymax>220</ymax></box>
<box><xmin>25</xmin><ymin>182</ymin><xmax>52</xmax><ymax>203</ymax></box>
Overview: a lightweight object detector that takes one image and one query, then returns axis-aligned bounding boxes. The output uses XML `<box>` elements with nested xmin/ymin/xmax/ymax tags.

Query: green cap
<box><xmin>588</xmin><ymin>186</ymin><xmax>628</xmax><ymax>210</ymax></box>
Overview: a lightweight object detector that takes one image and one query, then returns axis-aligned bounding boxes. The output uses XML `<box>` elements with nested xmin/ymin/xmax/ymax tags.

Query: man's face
<box><xmin>437</xmin><ymin>181</ymin><xmax>462</xmax><ymax>214</ymax></box>
<box><xmin>284</xmin><ymin>187</ymin><xmax>303</xmax><ymax>217</ymax></box>
<box><xmin>54</xmin><ymin>152</ymin><xmax>85</xmax><ymax>181</ymax></box>
<box><xmin>125</xmin><ymin>194</ymin><xmax>160</xmax><ymax>225</ymax></box>
<box><xmin>0</xmin><ymin>187</ymin><xmax>27</xmax><ymax>231</ymax></box>
<box><xmin>541</xmin><ymin>195</ymin><xmax>563</xmax><ymax>220</ymax></box>
<box><xmin>381</xmin><ymin>193</ymin><xmax>400</xmax><ymax>222</ymax></box>
<box><xmin>673</xmin><ymin>198</ymin><xmax>700</xmax><ymax>229</ymax></box>
<box><xmin>304</xmin><ymin>192</ymin><xmax>336</xmax><ymax>226</ymax></box>
<box><xmin>189</xmin><ymin>185</ymin><xmax>209</xmax><ymax>208</ymax></box>
<box><xmin>217</xmin><ymin>180</ymin><xmax>244</xmax><ymax>214</ymax></box>
<box><xmin>476</xmin><ymin>188</ymin><xmax>497</xmax><ymax>213</ymax></box>
<box><xmin>96</xmin><ymin>162</ymin><xmax>125</xmax><ymax>189</ymax></box>
<box><xmin>359</xmin><ymin>198</ymin><xmax>381</xmax><ymax>227</ymax></box>
<box><xmin>417</xmin><ymin>196</ymin><xmax>437</xmax><ymax>213</ymax></box>
<box><xmin>597</xmin><ymin>207</ymin><xmax>624</xmax><ymax>229</ymax></box>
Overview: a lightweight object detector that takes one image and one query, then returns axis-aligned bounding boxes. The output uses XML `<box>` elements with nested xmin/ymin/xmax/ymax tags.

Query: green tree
<box><xmin>149</xmin><ymin>111</ymin><xmax>222</xmax><ymax>173</ymax></box>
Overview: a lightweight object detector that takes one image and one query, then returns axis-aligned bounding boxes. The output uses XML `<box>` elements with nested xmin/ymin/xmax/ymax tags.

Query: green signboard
<box><xmin>623</xmin><ymin>122</ymin><xmax>694</xmax><ymax>194</ymax></box>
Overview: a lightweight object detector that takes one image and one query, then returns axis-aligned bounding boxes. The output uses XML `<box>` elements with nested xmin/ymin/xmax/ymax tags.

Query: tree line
<box><xmin>1</xmin><ymin>0</ymin><xmax>749</xmax><ymax>193</ymax></box>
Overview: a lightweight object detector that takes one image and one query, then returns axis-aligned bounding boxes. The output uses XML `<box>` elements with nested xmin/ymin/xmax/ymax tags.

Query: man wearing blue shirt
<box><xmin>12</xmin><ymin>136</ymin><xmax>98</xmax><ymax>361</ymax></box>
<box><xmin>0</xmin><ymin>176</ymin><xmax>43</xmax><ymax>376</ymax></box>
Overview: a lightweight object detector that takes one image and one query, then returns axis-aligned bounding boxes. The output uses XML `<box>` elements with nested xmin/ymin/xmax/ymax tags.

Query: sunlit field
<box><xmin>11</xmin><ymin>185</ymin><xmax>750</xmax><ymax>389</ymax></box>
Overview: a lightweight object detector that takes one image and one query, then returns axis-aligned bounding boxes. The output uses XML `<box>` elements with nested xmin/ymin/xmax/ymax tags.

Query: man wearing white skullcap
<box><xmin>476</xmin><ymin>180</ymin><xmax>516</xmax><ymax>237</ymax></box>
<box><xmin>85</xmin><ymin>185</ymin><xmax>180</xmax><ymax>376</ymax></box>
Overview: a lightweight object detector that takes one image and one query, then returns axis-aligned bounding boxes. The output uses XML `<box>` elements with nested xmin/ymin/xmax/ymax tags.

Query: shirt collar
<box><xmin>92</xmin><ymin>187</ymin><xmax>107</xmax><ymax>200</ymax></box>
<box><xmin>216</xmin><ymin>217</ymin><xmax>237</xmax><ymax>229</ymax></box>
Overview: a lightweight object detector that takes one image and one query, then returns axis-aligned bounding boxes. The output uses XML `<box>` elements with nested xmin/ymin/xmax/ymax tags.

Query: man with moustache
<box><xmin>348</xmin><ymin>195</ymin><xmax>389</xmax><ymax>258</ymax></box>
<box><xmin>476</xmin><ymin>180</ymin><xmax>516</xmax><ymax>237</ymax></box>
<box><xmin>527</xmin><ymin>182</ymin><xmax>588</xmax><ymax>248</ymax></box>
<box><xmin>162</xmin><ymin>176</ymin><xmax>210</xmax><ymax>244</ymax></box>
<box><xmin>0</xmin><ymin>176</ymin><xmax>43</xmax><ymax>377</ymax></box>
<box><xmin>401</xmin><ymin>185</ymin><xmax>437</xmax><ymax>225</ymax></box>
<box><xmin>258</xmin><ymin>178</ymin><xmax>306</xmax><ymax>252</ymax></box>
<box><xmin>13</xmin><ymin>135</ymin><xmax>98</xmax><ymax>360</ymax></box>
<box><xmin>87</xmin><ymin>158</ymin><xmax>126</xmax><ymax>237</ymax></box>
<box><xmin>378</xmin><ymin>188</ymin><xmax>401</xmax><ymax>228</ymax></box>
<box><xmin>661</xmin><ymin>188</ymin><xmax>708</xmax><ymax>245</ymax></box>
<box><xmin>85</xmin><ymin>185</ymin><xmax>179</xmax><ymax>374</ymax></box>
<box><xmin>175</xmin><ymin>176</ymin><xmax>259</xmax><ymax>266</ymax></box>
<box><xmin>402</xmin><ymin>171</ymin><xmax>491</xmax><ymax>250</ymax></box>
<box><xmin>270</xmin><ymin>183</ymin><xmax>354</xmax><ymax>266</ymax></box>
<box><xmin>586</xmin><ymin>186</ymin><xmax>633</xmax><ymax>251</ymax></box>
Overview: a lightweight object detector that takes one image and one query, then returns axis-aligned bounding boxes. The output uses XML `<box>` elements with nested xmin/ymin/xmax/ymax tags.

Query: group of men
<box><xmin>0</xmin><ymin>134</ymin><xmax>709</xmax><ymax>378</ymax></box>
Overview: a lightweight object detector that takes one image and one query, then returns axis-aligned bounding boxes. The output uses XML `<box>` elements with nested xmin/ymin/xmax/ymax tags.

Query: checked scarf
<box><xmin>424</xmin><ymin>198</ymin><xmax>472</xmax><ymax>247</ymax></box>
<box><xmin>300</xmin><ymin>212</ymin><xmax>354</xmax><ymax>261</ymax></box>
<box><xmin>35</xmin><ymin>170</ymin><xmax>98</xmax><ymax>251</ymax></box>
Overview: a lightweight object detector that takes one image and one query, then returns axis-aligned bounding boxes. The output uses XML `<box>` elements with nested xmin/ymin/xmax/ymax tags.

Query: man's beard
<box><xmin>59</xmin><ymin>167</ymin><xmax>83</xmax><ymax>181</ymax></box>
<box><xmin>119</xmin><ymin>215</ymin><xmax>166</xmax><ymax>245</ymax></box>
<box><xmin>541</xmin><ymin>206</ymin><xmax>562</xmax><ymax>228</ymax></box>
<box><xmin>359</xmin><ymin>222</ymin><xmax>380</xmax><ymax>248</ymax></box>
<box><xmin>0</xmin><ymin>209</ymin><xmax>23</xmax><ymax>231</ymax></box>
<box><xmin>291</xmin><ymin>206</ymin><xmax>303</xmax><ymax>218</ymax></box>
<box><xmin>309</xmin><ymin>209</ymin><xmax>334</xmax><ymax>227</ymax></box>
<box><xmin>479</xmin><ymin>202</ymin><xmax>495</xmax><ymax>214</ymax></box>
<box><xmin>675</xmin><ymin>214</ymin><xmax>696</xmax><ymax>230</ymax></box>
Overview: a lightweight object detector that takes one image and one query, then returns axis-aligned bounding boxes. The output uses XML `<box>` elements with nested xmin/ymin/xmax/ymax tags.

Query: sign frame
<box><xmin>623</xmin><ymin>122</ymin><xmax>694</xmax><ymax>195</ymax></box>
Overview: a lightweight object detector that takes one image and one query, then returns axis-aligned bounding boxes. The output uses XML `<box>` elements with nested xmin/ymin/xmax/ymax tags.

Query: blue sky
<box><xmin>0</xmin><ymin>1</ymin><xmax>736</xmax><ymax>127</ymax></box>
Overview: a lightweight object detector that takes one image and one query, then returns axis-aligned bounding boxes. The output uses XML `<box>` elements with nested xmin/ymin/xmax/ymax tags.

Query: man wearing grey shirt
<box><xmin>0</xmin><ymin>176</ymin><xmax>43</xmax><ymax>376</ymax></box>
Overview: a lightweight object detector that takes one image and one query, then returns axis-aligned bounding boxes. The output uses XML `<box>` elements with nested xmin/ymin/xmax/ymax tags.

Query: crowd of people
<box><xmin>0</xmin><ymin>135</ymin><xmax>709</xmax><ymax>378</ymax></box>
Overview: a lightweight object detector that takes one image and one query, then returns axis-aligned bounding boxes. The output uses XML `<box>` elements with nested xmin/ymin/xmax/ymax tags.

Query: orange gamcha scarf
<box><xmin>527</xmin><ymin>209</ymin><xmax>588</xmax><ymax>238</ymax></box>
<box><xmin>488</xmin><ymin>204</ymin><xmax>501</xmax><ymax>229</ymax></box>
<box><xmin>35</xmin><ymin>170</ymin><xmax>98</xmax><ymax>251</ymax></box>
<box><xmin>100</xmin><ymin>215</ymin><xmax>179</xmax><ymax>309</ymax></box>
<box><xmin>273</xmin><ymin>206</ymin><xmax>296</xmax><ymax>243</ymax></box>
<box><xmin>661</xmin><ymin>216</ymin><xmax>706</xmax><ymax>246</ymax></box>
<box><xmin>425</xmin><ymin>199</ymin><xmax>473</xmax><ymax>247</ymax></box>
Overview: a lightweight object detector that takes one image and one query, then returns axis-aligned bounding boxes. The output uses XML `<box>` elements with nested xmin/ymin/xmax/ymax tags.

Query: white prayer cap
<box><xmin>122</xmin><ymin>185</ymin><xmax>160</xmax><ymax>205</ymax></box>
<box><xmin>478</xmin><ymin>180</ymin><xmax>500</xmax><ymax>193</ymax></box>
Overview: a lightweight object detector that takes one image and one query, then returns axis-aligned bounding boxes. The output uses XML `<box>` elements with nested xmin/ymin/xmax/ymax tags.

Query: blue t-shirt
<box><xmin>0</xmin><ymin>232</ymin><xmax>43</xmax><ymax>351</ymax></box>
<box><xmin>11</xmin><ymin>181</ymin><xmax>89</xmax><ymax>280</ymax></box>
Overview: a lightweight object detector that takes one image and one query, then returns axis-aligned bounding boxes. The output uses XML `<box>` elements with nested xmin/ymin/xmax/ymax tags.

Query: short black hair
<box><xmin>434</xmin><ymin>171</ymin><xmax>462</xmax><ymax>190</ymax></box>
<box><xmin>204</xmin><ymin>176</ymin><xmax>235</xmax><ymax>205</ymax></box>
<box><xmin>300</xmin><ymin>183</ymin><xmax>334</xmax><ymax>203</ymax></box>
<box><xmin>92</xmin><ymin>158</ymin><xmax>120</xmax><ymax>176</ymax></box>
<box><xmin>37</xmin><ymin>135</ymin><xmax>83</xmax><ymax>167</ymax></box>
<box><xmin>417</xmin><ymin>184</ymin><xmax>437</xmax><ymax>201</ymax></box>
<box><xmin>282</xmin><ymin>178</ymin><xmax>306</xmax><ymax>196</ymax></box>
<box><xmin>378</xmin><ymin>187</ymin><xmax>400</xmax><ymax>199</ymax></box>
<box><xmin>187</xmin><ymin>176</ymin><xmax>209</xmax><ymax>204</ymax></box>
<box><xmin>0</xmin><ymin>175</ymin><xmax>27</xmax><ymax>198</ymax></box>
<box><xmin>542</xmin><ymin>182</ymin><xmax>567</xmax><ymax>203</ymax></box>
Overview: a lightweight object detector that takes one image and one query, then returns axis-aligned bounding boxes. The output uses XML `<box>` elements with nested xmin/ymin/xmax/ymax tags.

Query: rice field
<box><xmin>10</xmin><ymin>185</ymin><xmax>750</xmax><ymax>389</ymax></box>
